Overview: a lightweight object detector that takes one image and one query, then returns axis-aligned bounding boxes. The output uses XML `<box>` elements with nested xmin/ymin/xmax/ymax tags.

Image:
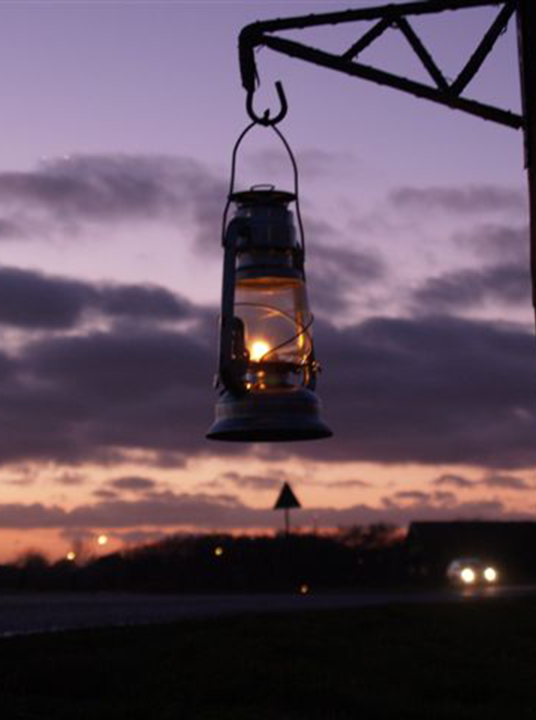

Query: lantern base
<box><xmin>206</xmin><ymin>387</ymin><xmax>333</xmax><ymax>442</ymax></box>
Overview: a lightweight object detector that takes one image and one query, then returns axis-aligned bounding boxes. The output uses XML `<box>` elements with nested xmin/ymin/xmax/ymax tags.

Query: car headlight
<box><xmin>484</xmin><ymin>566</ymin><xmax>497</xmax><ymax>583</ymax></box>
<box><xmin>460</xmin><ymin>567</ymin><xmax>476</xmax><ymax>584</ymax></box>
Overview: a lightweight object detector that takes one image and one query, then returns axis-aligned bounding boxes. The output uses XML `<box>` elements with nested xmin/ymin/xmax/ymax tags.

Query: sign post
<box><xmin>274</xmin><ymin>482</ymin><xmax>301</xmax><ymax>536</ymax></box>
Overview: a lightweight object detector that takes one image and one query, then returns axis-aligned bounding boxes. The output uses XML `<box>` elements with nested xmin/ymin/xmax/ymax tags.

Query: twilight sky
<box><xmin>0</xmin><ymin>0</ymin><xmax>534</xmax><ymax>561</ymax></box>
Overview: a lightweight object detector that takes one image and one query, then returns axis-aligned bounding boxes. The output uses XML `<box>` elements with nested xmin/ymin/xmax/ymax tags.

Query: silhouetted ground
<box><xmin>2</xmin><ymin>530</ymin><xmax>407</xmax><ymax>594</ymax></box>
<box><xmin>5</xmin><ymin>525</ymin><xmax>536</xmax><ymax>596</ymax></box>
<box><xmin>0</xmin><ymin>597</ymin><xmax>534</xmax><ymax>719</ymax></box>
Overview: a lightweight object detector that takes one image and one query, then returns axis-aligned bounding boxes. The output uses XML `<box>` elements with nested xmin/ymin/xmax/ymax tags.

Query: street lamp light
<box><xmin>207</xmin><ymin>182</ymin><xmax>332</xmax><ymax>442</ymax></box>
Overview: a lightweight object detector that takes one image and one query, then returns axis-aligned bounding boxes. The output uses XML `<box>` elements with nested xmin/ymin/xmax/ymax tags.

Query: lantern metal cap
<box><xmin>206</xmin><ymin>387</ymin><xmax>332</xmax><ymax>442</ymax></box>
<box><xmin>230</xmin><ymin>187</ymin><xmax>296</xmax><ymax>206</ymax></box>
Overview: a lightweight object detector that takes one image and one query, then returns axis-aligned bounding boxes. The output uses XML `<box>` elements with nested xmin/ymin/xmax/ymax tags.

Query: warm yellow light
<box><xmin>460</xmin><ymin>567</ymin><xmax>476</xmax><ymax>584</ymax></box>
<box><xmin>214</xmin><ymin>546</ymin><xmax>224</xmax><ymax>557</ymax></box>
<box><xmin>66</xmin><ymin>551</ymin><xmax>76</xmax><ymax>562</ymax></box>
<box><xmin>299</xmin><ymin>584</ymin><xmax>309</xmax><ymax>595</ymax></box>
<box><xmin>484</xmin><ymin>566</ymin><xmax>497</xmax><ymax>583</ymax></box>
<box><xmin>97</xmin><ymin>534</ymin><xmax>108</xmax><ymax>546</ymax></box>
<box><xmin>250</xmin><ymin>340</ymin><xmax>270</xmax><ymax>362</ymax></box>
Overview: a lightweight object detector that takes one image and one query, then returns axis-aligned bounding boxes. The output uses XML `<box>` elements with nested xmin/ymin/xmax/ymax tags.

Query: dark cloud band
<box><xmin>0</xmin><ymin>292</ymin><xmax>534</xmax><ymax>468</ymax></box>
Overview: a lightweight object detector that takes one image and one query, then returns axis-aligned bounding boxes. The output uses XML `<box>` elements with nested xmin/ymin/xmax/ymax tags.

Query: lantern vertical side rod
<box><xmin>218</xmin><ymin>219</ymin><xmax>245</xmax><ymax>392</ymax></box>
<box><xmin>517</xmin><ymin>0</ymin><xmax>536</xmax><ymax>329</ymax></box>
<box><xmin>219</xmin><ymin>239</ymin><xmax>237</xmax><ymax>389</ymax></box>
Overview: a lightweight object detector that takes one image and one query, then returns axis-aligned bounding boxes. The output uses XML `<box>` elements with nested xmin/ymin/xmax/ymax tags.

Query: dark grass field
<box><xmin>1</xmin><ymin>597</ymin><xmax>535</xmax><ymax>720</ymax></box>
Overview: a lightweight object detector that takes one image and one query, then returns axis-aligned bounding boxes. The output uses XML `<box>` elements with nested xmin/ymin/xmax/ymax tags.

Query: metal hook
<box><xmin>246</xmin><ymin>80</ymin><xmax>288</xmax><ymax>126</ymax></box>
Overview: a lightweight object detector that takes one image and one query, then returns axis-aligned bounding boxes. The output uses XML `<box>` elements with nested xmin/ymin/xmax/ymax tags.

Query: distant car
<box><xmin>446</xmin><ymin>558</ymin><xmax>499</xmax><ymax>586</ymax></box>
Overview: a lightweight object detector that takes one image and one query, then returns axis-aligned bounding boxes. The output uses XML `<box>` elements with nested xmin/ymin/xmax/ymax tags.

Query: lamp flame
<box><xmin>250</xmin><ymin>340</ymin><xmax>271</xmax><ymax>362</ymax></box>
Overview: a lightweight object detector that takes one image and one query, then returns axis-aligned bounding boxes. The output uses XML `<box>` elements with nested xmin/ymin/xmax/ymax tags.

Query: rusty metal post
<box><xmin>517</xmin><ymin>0</ymin><xmax>536</xmax><ymax>321</ymax></box>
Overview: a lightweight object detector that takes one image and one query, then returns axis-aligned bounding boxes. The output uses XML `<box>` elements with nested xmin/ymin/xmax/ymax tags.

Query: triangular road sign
<box><xmin>274</xmin><ymin>482</ymin><xmax>301</xmax><ymax>510</ymax></box>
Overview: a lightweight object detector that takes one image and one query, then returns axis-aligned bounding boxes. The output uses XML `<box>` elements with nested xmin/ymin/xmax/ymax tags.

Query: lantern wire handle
<box><xmin>221</xmin><ymin>120</ymin><xmax>256</xmax><ymax>248</ymax></box>
<box><xmin>235</xmin><ymin>301</ymin><xmax>314</xmax><ymax>362</ymax></box>
<box><xmin>261</xmin><ymin>316</ymin><xmax>314</xmax><ymax>363</ymax></box>
<box><xmin>271</xmin><ymin>123</ymin><xmax>306</xmax><ymax>262</ymax></box>
<box><xmin>222</xmin><ymin>112</ymin><xmax>306</xmax><ymax>259</ymax></box>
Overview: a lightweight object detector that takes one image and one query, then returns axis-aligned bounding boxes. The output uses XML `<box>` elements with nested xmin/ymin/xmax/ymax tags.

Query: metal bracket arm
<box><xmin>238</xmin><ymin>0</ymin><xmax>536</xmax><ymax>321</ymax></box>
<box><xmin>239</xmin><ymin>0</ymin><xmax>522</xmax><ymax>130</ymax></box>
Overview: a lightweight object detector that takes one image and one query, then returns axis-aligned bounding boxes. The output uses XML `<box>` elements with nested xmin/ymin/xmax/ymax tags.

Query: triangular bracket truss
<box><xmin>239</xmin><ymin>0</ymin><xmax>523</xmax><ymax>129</ymax></box>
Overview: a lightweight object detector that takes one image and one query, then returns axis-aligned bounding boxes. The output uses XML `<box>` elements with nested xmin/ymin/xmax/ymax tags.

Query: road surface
<box><xmin>0</xmin><ymin>585</ymin><xmax>534</xmax><ymax>636</ymax></box>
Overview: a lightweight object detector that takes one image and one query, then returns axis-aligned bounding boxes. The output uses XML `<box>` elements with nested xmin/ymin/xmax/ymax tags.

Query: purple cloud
<box><xmin>433</xmin><ymin>474</ymin><xmax>475</xmax><ymax>489</ymax></box>
<box><xmin>391</xmin><ymin>185</ymin><xmax>526</xmax><ymax>215</ymax></box>
<box><xmin>0</xmin><ymin>266</ymin><xmax>202</xmax><ymax>330</ymax></box>
<box><xmin>0</xmin><ymin>154</ymin><xmax>226</xmax><ymax>251</ymax></box>
<box><xmin>393</xmin><ymin>490</ymin><xmax>432</xmax><ymax>502</ymax></box>
<box><xmin>307</xmin><ymin>240</ymin><xmax>386</xmax><ymax>316</ymax></box>
<box><xmin>221</xmin><ymin>471</ymin><xmax>288</xmax><ymax>491</ymax></box>
<box><xmin>480</xmin><ymin>473</ymin><xmax>533</xmax><ymax>491</ymax></box>
<box><xmin>456</xmin><ymin>224</ymin><xmax>529</xmax><ymax>265</ymax></box>
<box><xmin>0</xmin><ymin>493</ymin><xmax>525</xmax><ymax>533</ymax></box>
<box><xmin>310</xmin><ymin>315</ymin><xmax>536</xmax><ymax>468</ymax></box>
<box><xmin>411</xmin><ymin>263</ymin><xmax>531</xmax><ymax>312</ymax></box>
<box><xmin>109</xmin><ymin>476</ymin><xmax>158</xmax><ymax>493</ymax></box>
<box><xmin>0</xmin><ymin>274</ymin><xmax>534</xmax><ymax>469</ymax></box>
<box><xmin>320</xmin><ymin>479</ymin><xmax>370</xmax><ymax>489</ymax></box>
